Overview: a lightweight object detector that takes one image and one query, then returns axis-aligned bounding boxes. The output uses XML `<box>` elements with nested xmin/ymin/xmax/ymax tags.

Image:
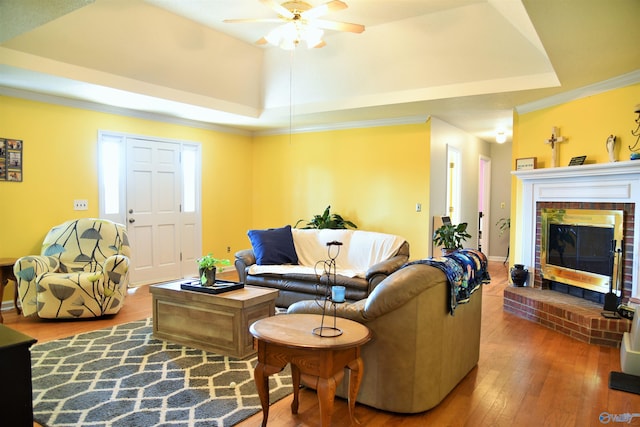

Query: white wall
<box><xmin>429</xmin><ymin>117</ymin><xmax>491</xmax><ymax>256</ymax></box>
<box><xmin>489</xmin><ymin>140</ymin><xmax>513</xmax><ymax>261</ymax></box>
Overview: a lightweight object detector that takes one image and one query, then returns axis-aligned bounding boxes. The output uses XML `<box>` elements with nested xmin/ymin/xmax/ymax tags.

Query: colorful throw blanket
<box><xmin>404</xmin><ymin>249</ymin><xmax>491</xmax><ymax>315</ymax></box>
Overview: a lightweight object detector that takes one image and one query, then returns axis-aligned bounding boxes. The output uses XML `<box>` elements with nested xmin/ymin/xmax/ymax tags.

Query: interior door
<box><xmin>126</xmin><ymin>138</ymin><xmax>182</xmax><ymax>285</ymax></box>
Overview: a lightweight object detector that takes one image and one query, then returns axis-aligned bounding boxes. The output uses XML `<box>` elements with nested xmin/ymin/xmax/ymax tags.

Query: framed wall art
<box><xmin>0</xmin><ymin>138</ymin><xmax>23</xmax><ymax>182</ymax></box>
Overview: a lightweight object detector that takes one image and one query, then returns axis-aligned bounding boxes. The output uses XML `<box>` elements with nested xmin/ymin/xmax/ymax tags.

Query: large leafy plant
<box><xmin>295</xmin><ymin>205</ymin><xmax>358</xmax><ymax>229</ymax></box>
<box><xmin>432</xmin><ymin>222</ymin><xmax>471</xmax><ymax>250</ymax></box>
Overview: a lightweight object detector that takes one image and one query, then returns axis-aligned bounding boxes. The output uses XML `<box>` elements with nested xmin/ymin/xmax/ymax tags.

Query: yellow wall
<box><xmin>250</xmin><ymin>122</ymin><xmax>432</xmax><ymax>258</ymax></box>
<box><xmin>0</xmin><ymin>95</ymin><xmax>433</xmax><ymax>304</ymax></box>
<box><xmin>0</xmin><ymin>95</ymin><xmax>253</xmax><ymax>287</ymax></box>
<box><xmin>514</xmin><ymin>83</ymin><xmax>640</xmax><ymax>165</ymax></box>
<box><xmin>511</xmin><ymin>82</ymin><xmax>640</xmax><ymax>265</ymax></box>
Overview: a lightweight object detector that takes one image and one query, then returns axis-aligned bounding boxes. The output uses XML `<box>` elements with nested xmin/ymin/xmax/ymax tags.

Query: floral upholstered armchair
<box><xmin>13</xmin><ymin>218</ymin><xmax>131</xmax><ymax>319</ymax></box>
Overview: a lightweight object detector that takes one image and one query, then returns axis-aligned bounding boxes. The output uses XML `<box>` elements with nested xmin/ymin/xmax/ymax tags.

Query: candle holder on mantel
<box><xmin>312</xmin><ymin>240</ymin><xmax>344</xmax><ymax>337</ymax></box>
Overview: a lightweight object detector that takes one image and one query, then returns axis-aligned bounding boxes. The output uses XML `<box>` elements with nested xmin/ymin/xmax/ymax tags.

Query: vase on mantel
<box><xmin>510</xmin><ymin>264</ymin><xmax>528</xmax><ymax>287</ymax></box>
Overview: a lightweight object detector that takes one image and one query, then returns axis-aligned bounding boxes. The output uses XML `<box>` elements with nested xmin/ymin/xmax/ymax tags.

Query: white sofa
<box><xmin>234</xmin><ymin>226</ymin><xmax>409</xmax><ymax>308</ymax></box>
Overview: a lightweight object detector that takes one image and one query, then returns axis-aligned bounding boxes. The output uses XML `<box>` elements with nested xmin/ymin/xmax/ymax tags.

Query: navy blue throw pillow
<box><xmin>247</xmin><ymin>225</ymin><xmax>299</xmax><ymax>265</ymax></box>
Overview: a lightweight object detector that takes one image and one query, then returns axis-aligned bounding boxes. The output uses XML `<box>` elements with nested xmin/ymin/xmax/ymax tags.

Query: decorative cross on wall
<box><xmin>545</xmin><ymin>126</ymin><xmax>567</xmax><ymax>168</ymax></box>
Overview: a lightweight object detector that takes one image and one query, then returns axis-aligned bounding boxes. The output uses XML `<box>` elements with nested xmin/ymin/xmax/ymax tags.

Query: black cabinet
<box><xmin>0</xmin><ymin>325</ymin><xmax>37</xmax><ymax>426</ymax></box>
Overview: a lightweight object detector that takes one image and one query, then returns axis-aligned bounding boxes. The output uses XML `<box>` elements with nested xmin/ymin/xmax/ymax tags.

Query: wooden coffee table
<box><xmin>250</xmin><ymin>313</ymin><xmax>371</xmax><ymax>427</ymax></box>
<box><xmin>150</xmin><ymin>281</ymin><xmax>278</xmax><ymax>359</ymax></box>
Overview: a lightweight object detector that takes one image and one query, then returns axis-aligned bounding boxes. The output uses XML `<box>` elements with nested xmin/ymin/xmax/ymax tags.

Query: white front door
<box><xmin>126</xmin><ymin>138</ymin><xmax>182</xmax><ymax>285</ymax></box>
<box><xmin>99</xmin><ymin>131</ymin><xmax>203</xmax><ymax>286</ymax></box>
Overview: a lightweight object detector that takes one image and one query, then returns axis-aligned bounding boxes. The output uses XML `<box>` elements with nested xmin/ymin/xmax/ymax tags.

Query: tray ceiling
<box><xmin>0</xmin><ymin>0</ymin><xmax>638</xmax><ymax>141</ymax></box>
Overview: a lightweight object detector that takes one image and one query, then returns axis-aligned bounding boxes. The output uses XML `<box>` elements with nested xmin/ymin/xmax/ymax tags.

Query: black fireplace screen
<box><xmin>547</xmin><ymin>224</ymin><xmax>614</xmax><ymax>276</ymax></box>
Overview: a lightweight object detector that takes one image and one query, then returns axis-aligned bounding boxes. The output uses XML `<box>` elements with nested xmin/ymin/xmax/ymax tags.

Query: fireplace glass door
<box><xmin>541</xmin><ymin>209</ymin><xmax>623</xmax><ymax>295</ymax></box>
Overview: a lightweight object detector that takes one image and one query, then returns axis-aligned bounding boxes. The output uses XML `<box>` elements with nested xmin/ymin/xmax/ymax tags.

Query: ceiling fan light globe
<box><xmin>302</xmin><ymin>26</ymin><xmax>324</xmax><ymax>48</ymax></box>
<box><xmin>264</xmin><ymin>23</ymin><xmax>295</xmax><ymax>47</ymax></box>
<box><xmin>264</xmin><ymin>26</ymin><xmax>283</xmax><ymax>46</ymax></box>
<box><xmin>280</xmin><ymin>39</ymin><xmax>298</xmax><ymax>50</ymax></box>
<box><xmin>281</xmin><ymin>22</ymin><xmax>299</xmax><ymax>40</ymax></box>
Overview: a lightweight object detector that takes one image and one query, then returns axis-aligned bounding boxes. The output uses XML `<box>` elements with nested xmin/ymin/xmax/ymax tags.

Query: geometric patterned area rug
<box><xmin>31</xmin><ymin>318</ymin><xmax>292</xmax><ymax>427</ymax></box>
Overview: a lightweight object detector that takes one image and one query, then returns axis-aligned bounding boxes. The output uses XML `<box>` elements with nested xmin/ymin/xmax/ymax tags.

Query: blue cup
<box><xmin>331</xmin><ymin>286</ymin><xmax>345</xmax><ymax>303</ymax></box>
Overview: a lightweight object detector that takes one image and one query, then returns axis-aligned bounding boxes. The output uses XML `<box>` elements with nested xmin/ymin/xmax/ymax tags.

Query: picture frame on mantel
<box><xmin>515</xmin><ymin>157</ymin><xmax>537</xmax><ymax>171</ymax></box>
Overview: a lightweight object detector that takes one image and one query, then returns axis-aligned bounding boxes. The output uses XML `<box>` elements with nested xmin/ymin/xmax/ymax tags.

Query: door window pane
<box><xmin>182</xmin><ymin>146</ymin><xmax>197</xmax><ymax>213</ymax></box>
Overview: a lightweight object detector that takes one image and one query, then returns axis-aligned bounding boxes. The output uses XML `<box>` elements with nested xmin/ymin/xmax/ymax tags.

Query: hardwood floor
<box><xmin>5</xmin><ymin>264</ymin><xmax>640</xmax><ymax>427</ymax></box>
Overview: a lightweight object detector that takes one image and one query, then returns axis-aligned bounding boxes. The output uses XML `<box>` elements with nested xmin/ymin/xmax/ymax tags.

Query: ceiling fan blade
<box><xmin>302</xmin><ymin>0</ymin><xmax>347</xmax><ymax>20</ymax></box>
<box><xmin>313</xmin><ymin>40</ymin><xmax>327</xmax><ymax>49</ymax></box>
<box><xmin>260</xmin><ymin>0</ymin><xmax>295</xmax><ymax>19</ymax></box>
<box><xmin>224</xmin><ymin>18</ymin><xmax>283</xmax><ymax>24</ymax></box>
<box><xmin>313</xmin><ymin>19</ymin><xmax>365</xmax><ymax>33</ymax></box>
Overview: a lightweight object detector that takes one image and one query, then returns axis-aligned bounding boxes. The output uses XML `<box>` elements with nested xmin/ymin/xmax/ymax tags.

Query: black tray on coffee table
<box><xmin>180</xmin><ymin>279</ymin><xmax>244</xmax><ymax>294</ymax></box>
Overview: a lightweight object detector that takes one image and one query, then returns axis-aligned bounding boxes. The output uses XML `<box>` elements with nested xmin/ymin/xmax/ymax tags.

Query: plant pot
<box><xmin>199</xmin><ymin>267</ymin><xmax>216</xmax><ymax>286</ymax></box>
<box><xmin>510</xmin><ymin>264</ymin><xmax>528</xmax><ymax>287</ymax></box>
<box><xmin>441</xmin><ymin>248</ymin><xmax>457</xmax><ymax>256</ymax></box>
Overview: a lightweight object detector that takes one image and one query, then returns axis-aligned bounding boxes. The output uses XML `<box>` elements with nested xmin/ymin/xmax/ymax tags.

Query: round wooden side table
<box><xmin>250</xmin><ymin>313</ymin><xmax>371</xmax><ymax>427</ymax></box>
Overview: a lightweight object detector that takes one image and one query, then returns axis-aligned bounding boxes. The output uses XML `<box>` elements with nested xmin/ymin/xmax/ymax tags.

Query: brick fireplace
<box><xmin>505</xmin><ymin>161</ymin><xmax>640</xmax><ymax>347</ymax></box>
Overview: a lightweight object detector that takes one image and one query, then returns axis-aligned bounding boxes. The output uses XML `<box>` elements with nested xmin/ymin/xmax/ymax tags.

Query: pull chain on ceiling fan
<box><xmin>224</xmin><ymin>0</ymin><xmax>365</xmax><ymax>49</ymax></box>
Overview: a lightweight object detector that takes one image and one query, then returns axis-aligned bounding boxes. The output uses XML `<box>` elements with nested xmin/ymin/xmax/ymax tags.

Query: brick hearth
<box><xmin>504</xmin><ymin>286</ymin><xmax>630</xmax><ymax>347</ymax></box>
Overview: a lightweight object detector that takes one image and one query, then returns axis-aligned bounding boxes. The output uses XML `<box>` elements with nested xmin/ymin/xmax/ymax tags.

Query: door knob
<box><xmin>129</xmin><ymin>218</ymin><xmax>135</xmax><ymax>223</ymax></box>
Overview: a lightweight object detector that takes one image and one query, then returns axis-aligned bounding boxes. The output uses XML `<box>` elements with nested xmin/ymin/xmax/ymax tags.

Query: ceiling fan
<box><xmin>224</xmin><ymin>0</ymin><xmax>365</xmax><ymax>49</ymax></box>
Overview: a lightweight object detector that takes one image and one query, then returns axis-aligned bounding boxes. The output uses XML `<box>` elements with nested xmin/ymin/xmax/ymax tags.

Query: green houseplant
<box><xmin>295</xmin><ymin>205</ymin><xmax>358</xmax><ymax>229</ymax></box>
<box><xmin>496</xmin><ymin>217</ymin><xmax>511</xmax><ymax>263</ymax></box>
<box><xmin>197</xmin><ymin>254</ymin><xmax>231</xmax><ymax>286</ymax></box>
<box><xmin>433</xmin><ymin>222</ymin><xmax>471</xmax><ymax>254</ymax></box>
<box><xmin>496</xmin><ymin>217</ymin><xmax>510</xmax><ymax>238</ymax></box>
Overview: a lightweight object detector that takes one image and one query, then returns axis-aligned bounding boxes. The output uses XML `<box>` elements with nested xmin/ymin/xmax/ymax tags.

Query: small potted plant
<box><xmin>197</xmin><ymin>254</ymin><xmax>231</xmax><ymax>286</ymax></box>
<box><xmin>432</xmin><ymin>222</ymin><xmax>471</xmax><ymax>255</ymax></box>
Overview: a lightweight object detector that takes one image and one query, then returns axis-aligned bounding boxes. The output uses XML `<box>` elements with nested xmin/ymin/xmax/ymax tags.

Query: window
<box><xmin>98</xmin><ymin>133</ymin><xmax>125</xmax><ymax>224</ymax></box>
<box><xmin>446</xmin><ymin>145</ymin><xmax>461</xmax><ymax>224</ymax></box>
<box><xmin>182</xmin><ymin>146</ymin><xmax>198</xmax><ymax>213</ymax></box>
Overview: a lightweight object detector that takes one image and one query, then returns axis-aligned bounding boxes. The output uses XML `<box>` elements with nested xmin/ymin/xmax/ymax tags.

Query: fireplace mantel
<box><xmin>513</xmin><ymin>160</ymin><xmax>640</xmax><ymax>297</ymax></box>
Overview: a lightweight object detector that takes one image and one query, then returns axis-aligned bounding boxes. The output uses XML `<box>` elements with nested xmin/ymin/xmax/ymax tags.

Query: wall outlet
<box><xmin>74</xmin><ymin>199</ymin><xmax>88</xmax><ymax>210</ymax></box>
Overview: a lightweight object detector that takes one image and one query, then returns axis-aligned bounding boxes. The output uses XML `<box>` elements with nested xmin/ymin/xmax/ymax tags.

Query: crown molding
<box><xmin>1</xmin><ymin>85</ymin><xmax>430</xmax><ymax>137</ymax></box>
<box><xmin>0</xmin><ymin>86</ymin><xmax>252</xmax><ymax>136</ymax></box>
<box><xmin>254</xmin><ymin>115</ymin><xmax>431</xmax><ymax>136</ymax></box>
<box><xmin>516</xmin><ymin>69</ymin><xmax>640</xmax><ymax>115</ymax></box>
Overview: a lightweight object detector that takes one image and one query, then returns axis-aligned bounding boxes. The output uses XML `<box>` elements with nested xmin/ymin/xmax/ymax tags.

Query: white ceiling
<box><xmin>0</xmin><ymin>0</ymin><xmax>639</xmax><ymax>143</ymax></box>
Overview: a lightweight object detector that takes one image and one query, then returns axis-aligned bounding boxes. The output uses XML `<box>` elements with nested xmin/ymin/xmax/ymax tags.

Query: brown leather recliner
<box><xmin>287</xmin><ymin>262</ymin><xmax>483</xmax><ymax>413</ymax></box>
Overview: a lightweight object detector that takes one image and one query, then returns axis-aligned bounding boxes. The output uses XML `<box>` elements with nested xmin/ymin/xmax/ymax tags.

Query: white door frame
<box><xmin>98</xmin><ymin>130</ymin><xmax>201</xmax><ymax>285</ymax></box>
<box><xmin>478</xmin><ymin>155</ymin><xmax>491</xmax><ymax>254</ymax></box>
